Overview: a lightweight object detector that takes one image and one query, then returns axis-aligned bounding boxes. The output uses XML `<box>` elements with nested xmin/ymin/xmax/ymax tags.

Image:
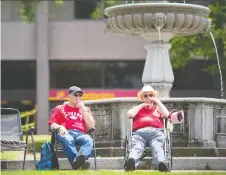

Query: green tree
<box><xmin>170</xmin><ymin>0</ymin><xmax>226</xmax><ymax>76</ymax></box>
<box><xmin>19</xmin><ymin>0</ymin><xmax>63</xmax><ymax>23</ymax></box>
<box><xmin>91</xmin><ymin>0</ymin><xmax>123</xmax><ymax>19</ymax></box>
<box><xmin>19</xmin><ymin>0</ymin><xmax>37</xmax><ymax>22</ymax></box>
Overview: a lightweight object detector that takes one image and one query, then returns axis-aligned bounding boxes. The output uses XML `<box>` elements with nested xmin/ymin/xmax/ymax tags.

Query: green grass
<box><xmin>24</xmin><ymin>135</ymin><xmax>51</xmax><ymax>152</ymax></box>
<box><xmin>24</xmin><ymin>135</ymin><xmax>51</xmax><ymax>142</ymax></box>
<box><xmin>0</xmin><ymin>151</ymin><xmax>18</xmax><ymax>160</ymax></box>
<box><xmin>1</xmin><ymin>151</ymin><xmax>41</xmax><ymax>161</ymax></box>
<box><xmin>1</xmin><ymin>170</ymin><xmax>226</xmax><ymax>175</ymax></box>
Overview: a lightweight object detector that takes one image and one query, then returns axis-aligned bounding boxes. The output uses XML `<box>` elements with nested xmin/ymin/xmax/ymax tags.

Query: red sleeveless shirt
<box><xmin>132</xmin><ymin>105</ymin><xmax>164</xmax><ymax>132</ymax></box>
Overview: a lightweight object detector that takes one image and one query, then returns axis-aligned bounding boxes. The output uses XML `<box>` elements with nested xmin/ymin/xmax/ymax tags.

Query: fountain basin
<box><xmin>84</xmin><ymin>97</ymin><xmax>226</xmax><ymax>148</ymax></box>
<box><xmin>104</xmin><ymin>3</ymin><xmax>211</xmax><ymax>40</ymax></box>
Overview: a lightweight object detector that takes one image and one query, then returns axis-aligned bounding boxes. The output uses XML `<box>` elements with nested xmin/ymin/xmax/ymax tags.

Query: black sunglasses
<box><xmin>143</xmin><ymin>94</ymin><xmax>154</xmax><ymax>98</ymax></box>
<box><xmin>72</xmin><ymin>93</ymin><xmax>83</xmax><ymax>97</ymax></box>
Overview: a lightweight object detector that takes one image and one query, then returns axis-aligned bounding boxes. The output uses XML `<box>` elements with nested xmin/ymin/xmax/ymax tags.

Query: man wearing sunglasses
<box><xmin>124</xmin><ymin>85</ymin><xmax>184</xmax><ymax>172</ymax></box>
<box><xmin>48</xmin><ymin>86</ymin><xmax>95</xmax><ymax>170</ymax></box>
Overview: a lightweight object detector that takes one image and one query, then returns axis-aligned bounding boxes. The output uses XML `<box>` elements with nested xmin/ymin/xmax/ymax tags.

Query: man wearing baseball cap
<box><xmin>48</xmin><ymin>86</ymin><xmax>95</xmax><ymax>170</ymax></box>
<box><xmin>124</xmin><ymin>85</ymin><xmax>184</xmax><ymax>172</ymax></box>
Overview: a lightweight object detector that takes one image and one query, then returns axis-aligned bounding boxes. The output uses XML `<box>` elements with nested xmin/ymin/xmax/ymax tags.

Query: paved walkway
<box><xmin>18</xmin><ymin>152</ymin><xmax>40</xmax><ymax>160</ymax></box>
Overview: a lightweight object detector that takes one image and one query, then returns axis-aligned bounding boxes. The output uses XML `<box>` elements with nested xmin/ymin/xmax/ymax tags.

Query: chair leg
<box><xmin>54</xmin><ymin>132</ymin><xmax>59</xmax><ymax>159</ymax></box>
<box><xmin>92</xmin><ymin>132</ymin><xmax>97</xmax><ymax>170</ymax></box>
<box><xmin>30</xmin><ymin>129</ymin><xmax>37</xmax><ymax>169</ymax></box>
<box><xmin>124</xmin><ymin>135</ymin><xmax>129</xmax><ymax>165</ymax></box>
<box><xmin>32</xmin><ymin>149</ymin><xmax>37</xmax><ymax>169</ymax></box>
<box><xmin>94</xmin><ymin>144</ymin><xmax>97</xmax><ymax>170</ymax></box>
<box><xmin>55</xmin><ymin>144</ymin><xmax>59</xmax><ymax>159</ymax></box>
<box><xmin>23</xmin><ymin>149</ymin><xmax>27</xmax><ymax>170</ymax></box>
<box><xmin>23</xmin><ymin>133</ymin><xmax>29</xmax><ymax>170</ymax></box>
<box><xmin>54</xmin><ymin>144</ymin><xmax>60</xmax><ymax>170</ymax></box>
<box><xmin>170</xmin><ymin>134</ymin><xmax>173</xmax><ymax>171</ymax></box>
<box><xmin>140</xmin><ymin>151</ymin><xmax>148</xmax><ymax>161</ymax></box>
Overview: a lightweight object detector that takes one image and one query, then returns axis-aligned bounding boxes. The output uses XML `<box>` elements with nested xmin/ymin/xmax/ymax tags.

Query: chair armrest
<box><xmin>51</xmin><ymin>129</ymin><xmax>58</xmax><ymax>145</ymax></box>
<box><xmin>51</xmin><ymin>128</ymin><xmax>58</xmax><ymax>133</ymax></box>
<box><xmin>87</xmin><ymin>126</ymin><xmax>96</xmax><ymax>135</ymax></box>
<box><xmin>26</xmin><ymin>127</ymin><xmax>35</xmax><ymax>135</ymax></box>
<box><xmin>51</xmin><ymin>127</ymin><xmax>95</xmax><ymax>136</ymax></box>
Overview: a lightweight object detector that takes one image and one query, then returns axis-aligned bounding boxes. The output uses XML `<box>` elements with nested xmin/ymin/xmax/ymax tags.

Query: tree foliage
<box><xmin>19</xmin><ymin>0</ymin><xmax>64</xmax><ymax>23</ymax></box>
<box><xmin>19</xmin><ymin>0</ymin><xmax>37</xmax><ymax>22</ymax></box>
<box><xmin>170</xmin><ymin>0</ymin><xmax>226</xmax><ymax>76</ymax></box>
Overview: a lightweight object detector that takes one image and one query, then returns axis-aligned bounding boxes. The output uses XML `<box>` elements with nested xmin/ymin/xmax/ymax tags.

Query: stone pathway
<box><xmin>18</xmin><ymin>152</ymin><xmax>40</xmax><ymax>160</ymax></box>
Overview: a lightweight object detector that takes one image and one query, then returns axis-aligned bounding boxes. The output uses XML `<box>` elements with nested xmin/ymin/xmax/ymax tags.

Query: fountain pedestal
<box><xmin>143</xmin><ymin>41</ymin><xmax>174</xmax><ymax>97</ymax></box>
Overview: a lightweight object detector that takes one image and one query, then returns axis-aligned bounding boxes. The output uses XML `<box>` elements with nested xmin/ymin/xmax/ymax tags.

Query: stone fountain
<box><xmin>87</xmin><ymin>1</ymin><xmax>226</xmax><ymax>149</ymax></box>
<box><xmin>104</xmin><ymin>0</ymin><xmax>211</xmax><ymax>97</ymax></box>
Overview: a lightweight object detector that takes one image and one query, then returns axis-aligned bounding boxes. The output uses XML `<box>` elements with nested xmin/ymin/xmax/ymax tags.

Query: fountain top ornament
<box><xmin>104</xmin><ymin>1</ymin><xmax>211</xmax><ymax>41</ymax></box>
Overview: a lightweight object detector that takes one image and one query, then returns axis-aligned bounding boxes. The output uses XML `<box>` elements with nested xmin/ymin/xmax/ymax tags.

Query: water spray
<box><xmin>210</xmin><ymin>32</ymin><xmax>224</xmax><ymax>99</ymax></box>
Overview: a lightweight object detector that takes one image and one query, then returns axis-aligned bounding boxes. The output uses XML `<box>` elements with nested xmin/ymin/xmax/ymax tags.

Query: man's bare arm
<box><xmin>50</xmin><ymin>123</ymin><xmax>62</xmax><ymax>130</ymax></box>
<box><xmin>154</xmin><ymin>99</ymin><xmax>170</xmax><ymax>117</ymax></box>
<box><xmin>51</xmin><ymin>123</ymin><xmax>68</xmax><ymax>136</ymax></box>
<box><xmin>127</xmin><ymin>103</ymin><xmax>148</xmax><ymax>118</ymax></box>
<box><xmin>81</xmin><ymin>107</ymin><xmax>95</xmax><ymax>130</ymax></box>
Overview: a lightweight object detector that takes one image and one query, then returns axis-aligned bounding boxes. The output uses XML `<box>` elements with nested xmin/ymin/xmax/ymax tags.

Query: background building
<box><xmin>1</xmin><ymin>0</ymin><xmax>225</xmax><ymax>133</ymax></box>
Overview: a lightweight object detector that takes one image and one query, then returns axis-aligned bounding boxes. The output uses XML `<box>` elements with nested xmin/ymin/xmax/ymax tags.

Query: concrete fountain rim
<box><xmin>104</xmin><ymin>2</ymin><xmax>210</xmax><ymax>17</ymax></box>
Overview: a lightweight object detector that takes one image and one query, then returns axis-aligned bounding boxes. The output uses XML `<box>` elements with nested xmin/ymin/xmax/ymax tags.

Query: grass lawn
<box><xmin>0</xmin><ymin>151</ymin><xmax>41</xmax><ymax>161</ymax></box>
<box><xmin>24</xmin><ymin>134</ymin><xmax>51</xmax><ymax>152</ymax></box>
<box><xmin>24</xmin><ymin>135</ymin><xmax>51</xmax><ymax>142</ymax></box>
<box><xmin>1</xmin><ymin>171</ymin><xmax>226</xmax><ymax>175</ymax></box>
<box><xmin>0</xmin><ymin>151</ymin><xmax>18</xmax><ymax>160</ymax></box>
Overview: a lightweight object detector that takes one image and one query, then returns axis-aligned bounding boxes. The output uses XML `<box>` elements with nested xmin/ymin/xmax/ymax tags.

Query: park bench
<box><xmin>0</xmin><ymin>108</ymin><xmax>37</xmax><ymax>169</ymax></box>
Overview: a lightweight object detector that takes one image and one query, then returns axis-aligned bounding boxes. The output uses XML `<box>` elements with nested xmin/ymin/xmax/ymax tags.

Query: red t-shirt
<box><xmin>132</xmin><ymin>105</ymin><xmax>164</xmax><ymax>131</ymax></box>
<box><xmin>48</xmin><ymin>104</ymin><xmax>88</xmax><ymax>134</ymax></box>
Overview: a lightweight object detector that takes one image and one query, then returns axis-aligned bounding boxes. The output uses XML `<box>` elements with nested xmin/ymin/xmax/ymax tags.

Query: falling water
<box><xmin>210</xmin><ymin>32</ymin><xmax>224</xmax><ymax>99</ymax></box>
<box><xmin>157</xmin><ymin>26</ymin><xmax>164</xmax><ymax>97</ymax></box>
<box><xmin>158</xmin><ymin>27</ymin><xmax>162</xmax><ymax>41</ymax></box>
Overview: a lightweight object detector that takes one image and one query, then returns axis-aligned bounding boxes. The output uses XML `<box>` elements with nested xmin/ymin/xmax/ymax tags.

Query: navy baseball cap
<box><xmin>68</xmin><ymin>86</ymin><xmax>84</xmax><ymax>95</ymax></box>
